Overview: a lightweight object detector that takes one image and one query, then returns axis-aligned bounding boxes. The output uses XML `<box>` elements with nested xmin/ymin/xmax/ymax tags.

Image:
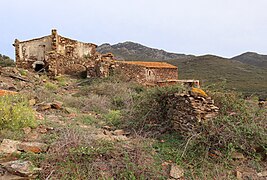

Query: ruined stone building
<box><xmin>13</xmin><ymin>29</ymin><xmax>181</xmax><ymax>85</ymax></box>
<box><xmin>113</xmin><ymin>61</ymin><xmax>178</xmax><ymax>85</ymax></box>
<box><xmin>14</xmin><ymin>29</ymin><xmax>100</xmax><ymax>77</ymax></box>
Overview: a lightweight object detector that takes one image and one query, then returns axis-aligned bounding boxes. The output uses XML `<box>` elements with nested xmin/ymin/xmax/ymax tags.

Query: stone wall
<box><xmin>45</xmin><ymin>52</ymin><xmax>96</xmax><ymax>77</ymax></box>
<box><xmin>14</xmin><ymin>36</ymin><xmax>52</xmax><ymax>70</ymax></box>
<box><xmin>112</xmin><ymin>62</ymin><xmax>178</xmax><ymax>85</ymax></box>
<box><xmin>145</xmin><ymin>68</ymin><xmax>178</xmax><ymax>83</ymax></box>
<box><xmin>113</xmin><ymin>62</ymin><xmax>147</xmax><ymax>84</ymax></box>
<box><xmin>57</xmin><ymin>35</ymin><xmax>97</xmax><ymax>59</ymax></box>
<box><xmin>14</xmin><ymin>29</ymin><xmax>99</xmax><ymax>76</ymax></box>
<box><xmin>164</xmin><ymin>93</ymin><xmax>219</xmax><ymax>137</ymax></box>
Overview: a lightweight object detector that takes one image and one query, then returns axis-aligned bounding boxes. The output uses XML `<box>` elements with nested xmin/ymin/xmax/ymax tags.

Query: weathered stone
<box><xmin>1</xmin><ymin>160</ymin><xmax>40</xmax><ymax>177</ymax></box>
<box><xmin>51</xmin><ymin>101</ymin><xmax>63</xmax><ymax>109</ymax></box>
<box><xmin>36</xmin><ymin>103</ymin><xmax>51</xmax><ymax>111</ymax></box>
<box><xmin>103</xmin><ymin>126</ymin><xmax>112</xmax><ymax>130</ymax></box>
<box><xmin>0</xmin><ymin>139</ymin><xmax>20</xmax><ymax>155</ymax></box>
<box><xmin>165</xmin><ymin>94</ymin><xmax>219</xmax><ymax>137</ymax></box>
<box><xmin>17</xmin><ymin>142</ymin><xmax>48</xmax><ymax>153</ymax></box>
<box><xmin>232</xmin><ymin>152</ymin><xmax>245</xmax><ymax>160</ymax></box>
<box><xmin>257</xmin><ymin>171</ymin><xmax>267</xmax><ymax>177</ymax></box>
<box><xmin>169</xmin><ymin>164</ymin><xmax>184</xmax><ymax>179</ymax></box>
<box><xmin>15</xmin><ymin>29</ymin><xmax>98</xmax><ymax>77</ymax></box>
<box><xmin>112</xmin><ymin>129</ymin><xmax>130</xmax><ymax>136</ymax></box>
<box><xmin>22</xmin><ymin>127</ymin><xmax>31</xmax><ymax>135</ymax></box>
<box><xmin>0</xmin><ymin>90</ymin><xmax>17</xmax><ymax>96</ymax></box>
<box><xmin>28</xmin><ymin>99</ymin><xmax>36</xmax><ymax>106</ymax></box>
<box><xmin>235</xmin><ymin>170</ymin><xmax>242</xmax><ymax>180</ymax></box>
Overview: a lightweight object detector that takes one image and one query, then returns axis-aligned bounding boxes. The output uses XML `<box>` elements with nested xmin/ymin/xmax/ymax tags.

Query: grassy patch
<box><xmin>44</xmin><ymin>82</ymin><xmax>58</xmax><ymax>91</ymax></box>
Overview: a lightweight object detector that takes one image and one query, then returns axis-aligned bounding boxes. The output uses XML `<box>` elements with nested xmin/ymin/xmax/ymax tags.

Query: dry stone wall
<box><xmin>164</xmin><ymin>93</ymin><xmax>219</xmax><ymax>136</ymax></box>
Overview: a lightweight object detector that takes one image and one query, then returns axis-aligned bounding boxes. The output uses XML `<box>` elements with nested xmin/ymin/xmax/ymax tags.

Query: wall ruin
<box><xmin>112</xmin><ymin>61</ymin><xmax>178</xmax><ymax>85</ymax></box>
<box><xmin>14</xmin><ymin>29</ymin><xmax>98</xmax><ymax>76</ymax></box>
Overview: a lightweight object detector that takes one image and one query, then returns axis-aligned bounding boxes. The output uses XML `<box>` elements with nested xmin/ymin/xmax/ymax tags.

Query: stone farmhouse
<box><xmin>114</xmin><ymin>61</ymin><xmax>178</xmax><ymax>85</ymax></box>
<box><xmin>14</xmin><ymin>29</ymin><xmax>188</xmax><ymax>86</ymax></box>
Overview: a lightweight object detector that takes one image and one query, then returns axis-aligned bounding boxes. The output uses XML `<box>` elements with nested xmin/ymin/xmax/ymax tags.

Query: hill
<box><xmin>0</xmin><ymin>54</ymin><xmax>15</xmax><ymax>67</ymax></box>
<box><xmin>231</xmin><ymin>52</ymin><xmax>267</xmax><ymax>68</ymax></box>
<box><xmin>166</xmin><ymin>55</ymin><xmax>267</xmax><ymax>97</ymax></box>
<box><xmin>97</xmin><ymin>41</ymin><xmax>194</xmax><ymax>61</ymax></box>
<box><xmin>97</xmin><ymin>42</ymin><xmax>267</xmax><ymax>97</ymax></box>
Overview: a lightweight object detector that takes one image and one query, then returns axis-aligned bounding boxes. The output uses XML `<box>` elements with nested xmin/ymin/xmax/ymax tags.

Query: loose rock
<box><xmin>1</xmin><ymin>160</ymin><xmax>40</xmax><ymax>177</ymax></box>
<box><xmin>169</xmin><ymin>164</ymin><xmax>184</xmax><ymax>179</ymax></box>
<box><xmin>0</xmin><ymin>139</ymin><xmax>20</xmax><ymax>155</ymax></box>
<box><xmin>17</xmin><ymin>142</ymin><xmax>48</xmax><ymax>153</ymax></box>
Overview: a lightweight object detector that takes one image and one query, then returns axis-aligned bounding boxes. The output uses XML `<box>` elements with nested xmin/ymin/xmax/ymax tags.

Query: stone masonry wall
<box><xmin>57</xmin><ymin>35</ymin><xmax>97</xmax><ymax>59</ymax></box>
<box><xmin>113</xmin><ymin>62</ymin><xmax>147</xmax><ymax>84</ymax></box>
<box><xmin>164</xmin><ymin>93</ymin><xmax>219</xmax><ymax>137</ymax></box>
<box><xmin>45</xmin><ymin>52</ymin><xmax>96</xmax><ymax>77</ymax></box>
<box><xmin>14</xmin><ymin>36</ymin><xmax>52</xmax><ymax>70</ymax></box>
<box><xmin>15</xmin><ymin>29</ymin><xmax>99</xmax><ymax>76</ymax></box>
<box><xmin>145</xmin><ymin>68</ymin><xmax>178</xmax><ymax>83</ymax></box>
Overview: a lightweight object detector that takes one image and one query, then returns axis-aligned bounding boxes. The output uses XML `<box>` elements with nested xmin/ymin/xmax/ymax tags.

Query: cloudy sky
<box><xmin>1</xmin><ymin>0</ymin><xmax>267</xmax><ymax>58</ymax></box>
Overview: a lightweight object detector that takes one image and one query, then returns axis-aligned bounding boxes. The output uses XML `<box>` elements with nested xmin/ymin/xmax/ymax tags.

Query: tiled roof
<box><xmin>120</xmin><ymin>61</ymin><xmax>177</xmax><ymax>69</ymax></box>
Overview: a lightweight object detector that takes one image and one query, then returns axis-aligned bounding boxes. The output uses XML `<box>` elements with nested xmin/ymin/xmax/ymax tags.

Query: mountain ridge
<box><xmin>97</xmin><ymin>41</ymin><xmax>194</xmax><ymax>61</ymax></box>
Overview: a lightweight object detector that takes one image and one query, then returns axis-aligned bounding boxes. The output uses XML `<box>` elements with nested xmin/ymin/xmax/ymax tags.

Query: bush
<box><xmin>123</xmin><ymin>84</ymin><xmax>185</xmax><ymax>132</ymax></box>
<box><xmin>0</xmin><ymin>95</ymin><xmax>36</xmax><ymax>130</ymax></box>
<box><xmin>44</xmin><ymin>82</ymin><xmax>58</xmax><ymax>91</ymax></box>
<box><xmin>104</xmin><ymin>110</ymin><xmax>122</xmax><ymax>127</ymax></box>
<box><xmin>0</xmin><ymin>54</ymin><xmax>15</xmax><ymax>67</ymax></box>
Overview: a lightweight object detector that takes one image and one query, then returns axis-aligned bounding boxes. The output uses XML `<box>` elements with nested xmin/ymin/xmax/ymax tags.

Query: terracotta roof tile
<box><xmin>119</xmin><ymin>61</ymin><xmax>177</xmax><ymax>69</ymax></box>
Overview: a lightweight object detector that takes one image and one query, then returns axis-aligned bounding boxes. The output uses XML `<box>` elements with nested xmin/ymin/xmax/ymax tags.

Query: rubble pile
<box><xmin>0</xmin><ymin>67</ymin><xmax>39</xmax><ymax>92</ymax></box>
<box><xmin>165</xmin><ymin>93</ymin><xmax>219</xmax><ymax>136</ymax></box>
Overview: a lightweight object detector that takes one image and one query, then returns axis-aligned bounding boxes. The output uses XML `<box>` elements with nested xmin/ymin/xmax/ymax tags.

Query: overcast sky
<box><xmin>1</xmin><ymin>0</ymin><xmax>267</xmax><ymax>58</ymax></box>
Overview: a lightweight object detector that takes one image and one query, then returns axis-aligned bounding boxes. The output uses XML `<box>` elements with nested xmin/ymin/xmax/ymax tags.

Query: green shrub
<box><xmin>0</xmin><ymin>95</ymin><xmax>36</xmax><ymax>130</ymax></box>
<box><xmin>54</xmin><ymin>76</ymin><xmax>67</xmax><ymax>86</ymax></box>
<box><xmin>123</xmin><ymin>84</ymin><xmax>185</xmax><ymax>131</ymax></box>
<box><xmin>44</xmin><ymin>82</ymin><xmax>58</xmax><ymax>90</ymax></box>
<box><xmin>104</xmin><ymin>110</ymin><xmax>122</xmax><ymax>127</ymax></box>
<box><xmin>0</xmin><ymin>54</ymin><xmax>15</xmax><ymax>67</ymax></box>
<box><xmin>19</xmin><ymin>69</ymin><xmax>28</xmax><ymax>76</ymax></box>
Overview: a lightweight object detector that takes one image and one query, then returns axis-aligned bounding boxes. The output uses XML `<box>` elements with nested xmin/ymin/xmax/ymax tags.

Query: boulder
<box><xmin>169</xmin><ymin>164</ymin><xmax>184</xmax><ymax>179</ymax></box>
<box><xmin>0</xmin><ymin>139</ymin><xmax>20</xmax><ymax>155</ymax></box>
<box><xmin>17</xmin><ymin>142</ymin><xmax>48</xmax><ymax>153</ymax></box>
<box><xmin>1</xmin><ymin>160</ymin><xmax>40</xmax><ymax>177</ymax></box>
<box><xmin>51</xmin><ymin>101</ymin><xmax>63</xmax><ymax>109</ymax></box>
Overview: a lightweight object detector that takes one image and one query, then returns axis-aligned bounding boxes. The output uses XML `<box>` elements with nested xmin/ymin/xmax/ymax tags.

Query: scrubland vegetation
<box><xmin>0</xmin><ymin>72</ymin><xmax>266</xmax><ymax>179</ymax></box>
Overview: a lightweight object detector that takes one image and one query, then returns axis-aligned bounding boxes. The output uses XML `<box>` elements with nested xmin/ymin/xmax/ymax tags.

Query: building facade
<box><xmin>14</xmin><ymin>29</ymin><xmax>99</xmax><ymax>76</ymax></box>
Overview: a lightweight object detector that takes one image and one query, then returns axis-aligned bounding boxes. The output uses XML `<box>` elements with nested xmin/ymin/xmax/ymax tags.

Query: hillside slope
<box><xmin>0</xmin><ymin>54</ymin><xmax>14</xmax><ymax>67</ymax></box>
<box><xmin>231</xmin><ymin>52</ymin><xmax>267</xmax><ymax>68</ymax></box>
<box><xmin>97</xmin><ymin>41</ymin><xmax>267</xmax><ymax>96</ymax></box>
<box><xmin>166</xmin><ymin>55</ymin><xmax>267</xmax><ymax>96</ymax></box>
<box><xmin>97</xmin><ymin>41</ymin><xmax>193</xmax><ymax>61</ymax></box>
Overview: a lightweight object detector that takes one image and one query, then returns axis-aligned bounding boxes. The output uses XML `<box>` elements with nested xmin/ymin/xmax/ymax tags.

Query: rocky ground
<box><xmin>0</xmin><ymin>67</ymin><xmax>266</xmax><ymax>179</ymax></box>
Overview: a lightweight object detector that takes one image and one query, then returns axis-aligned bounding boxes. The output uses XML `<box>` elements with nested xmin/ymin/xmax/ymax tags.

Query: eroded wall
<box><xmin>145</xmin><ymin>68</ymin><xmax>178</xmax><ymax>83</ymax></box>
<box><xmin>15</xmin><ymin>30</ymin><xmax>99</xmax><ymax>76</ymax></box>
<box><xmin>113</xmin><ymin>62</ymin><xmax>147</xmax><ymax>84</ymax></box>
<box><xmin>57</xmin><ymin>36</ymin><xmax>97</xmax><ymax>59</ymax></box>
<box><xmin>15</xmin><ymin>36</ymin><xmax>52</xmax><ymax>69</ymax></box>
